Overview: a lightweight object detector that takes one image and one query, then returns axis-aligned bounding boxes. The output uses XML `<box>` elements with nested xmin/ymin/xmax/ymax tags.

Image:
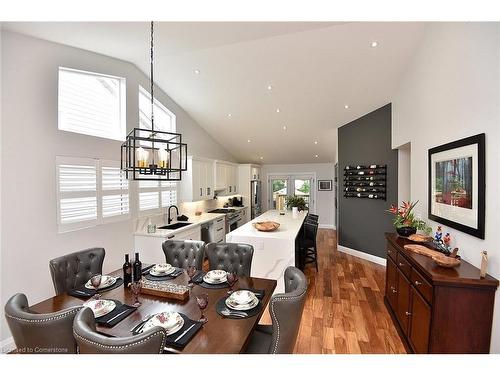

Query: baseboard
<box><xmin>319</xmin><ymin>224</ymin><xmax>336</xmax><ymax>230</ymax></box>
<box><xmin>337</xmin><ymin>245</ymin><xmax>387</xmax><ymax>266</ymax></box>
<box><xmin>1</xmin><ymin>336</ymin><xmax>15</xmax><ymax>354</ymax></box>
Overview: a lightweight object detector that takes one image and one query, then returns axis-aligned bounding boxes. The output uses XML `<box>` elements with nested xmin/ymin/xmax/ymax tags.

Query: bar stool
<box><xmin>306</xmin><ymin>213</ymin><xmax>319</xmax><ymax>223</ymax></box>
<box><xmin>298</xmin><ymin>221</ymin><xmax>319</xmax><ymax>271</ymax></box>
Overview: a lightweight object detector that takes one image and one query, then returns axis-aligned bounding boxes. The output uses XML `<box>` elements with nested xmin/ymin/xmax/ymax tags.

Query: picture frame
<box><xmin>318</xmin><ymin>180</ymin><xmax>333</xmax><ymax>191</ymax></box>
<box><xmin>428</xmin><ymin>133</ymin><xmax>485</xmax><ymax>239</ymax></box>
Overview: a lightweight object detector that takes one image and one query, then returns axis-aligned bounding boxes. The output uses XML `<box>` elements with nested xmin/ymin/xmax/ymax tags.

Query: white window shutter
<box><xmin>101</xmin><ymin>161</ymin><xmax>130</xmax><ymax>221</ymax></box>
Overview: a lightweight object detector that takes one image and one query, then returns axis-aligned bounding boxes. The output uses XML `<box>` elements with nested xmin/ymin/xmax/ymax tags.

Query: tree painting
<box><xmin>434</xmin><ymin>157</ymin><xmax>473</xmax><ymax>209</ymax></box>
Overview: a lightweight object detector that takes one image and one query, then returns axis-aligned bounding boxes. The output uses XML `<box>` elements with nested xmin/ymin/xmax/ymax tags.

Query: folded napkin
<box><xmin>192</xmin><ymin>271</ymin><xmax>206</xmax><ymax>284</ymax></box>
<box><xmin>141</xmin><ymin>264</ymin><xmax>155</xmax><ymax>276</ymax></box>
<box><xmin>95</xmin><ymin>303</ymin><xmax>137</xmax><ymax>328</ymax></box>
<box><xmin>245</xmin><ymin>288</ymin><xmax>265</xmax><ymax>299</ymax></box>
<box><xmin>144</xmin><ymin>268</ymin><xmax>183</xmax><ymax>281</ymax></box>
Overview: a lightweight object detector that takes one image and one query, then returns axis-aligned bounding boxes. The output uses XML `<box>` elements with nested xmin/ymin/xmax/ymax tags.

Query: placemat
<box><xmin>215</xmin><ymin>296</ymin><xmax>263</xmax><ymax>319</ymax></box>
<box><xmin>192</xmin><ymin>272</ymin><xmax>229</xmax><ymax>289</ymax></box>
<box><xmin>131</xmin><ymin>313</ymin><xmax>202</xmax><ymax>349</ymax></box>
<box><xmin>144</xmin><ymin>268</ymin><xmax>184</xmax><ymax>281</ymax></box>
<box><xmin>68</xmin><ymin>277</ymin><xmax>124</xmax><ymax>299</ymax></box>
<box><xmin>95</xmin><ymin>300</ymin><xmax>137</xmax><ymax>327</ymax></box>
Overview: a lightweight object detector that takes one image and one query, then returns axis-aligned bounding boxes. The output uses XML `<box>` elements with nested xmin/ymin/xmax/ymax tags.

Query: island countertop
<box><xmin>228</xmin><ymin>209</ymin><xmax>308</xmax><ymax>239</ymax></box>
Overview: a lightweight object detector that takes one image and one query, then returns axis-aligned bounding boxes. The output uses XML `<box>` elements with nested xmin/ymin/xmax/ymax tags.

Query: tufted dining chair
<box><xmin>73</xmin><ymin>308</ymin><xmax>166</xmax><ymax>354</ymax></box>
<box><xmin>5</xmin><ymin>293</ymin><xmax>82</xmax><ymax>354</ymax></box>
<box><xmin>244</xmin><ymin>266</ymin><xmax>308</xmax><ymax>354</ymax></box>
<box><xmin>205</xmin><ymin>242</ymin><xmax>254</xmax><ymax>277</ymax></box>
<box><xmin>49</xmin><ymin>248</ymin><xmax>105</xmax><ymax>295</ymax></box>
<box><xmin>162</xmin><ymin>240</ymin><xmax>205</xmax><ymax>270</ymax></box>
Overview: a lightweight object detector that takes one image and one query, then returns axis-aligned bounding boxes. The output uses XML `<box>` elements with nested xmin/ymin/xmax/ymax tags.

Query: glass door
<box><xmin>270</xmin><ymin>177</ymin><xmax>288</xmax><ymax>210</ymax></box>
<box><xmin>268</xmin><ymin>174</ymin><xmax>315</xmax><ymax>212</ymax></box>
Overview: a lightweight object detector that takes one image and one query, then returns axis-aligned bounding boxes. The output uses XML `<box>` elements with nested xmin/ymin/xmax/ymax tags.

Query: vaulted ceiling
<box><xmin>4</xmin><ymin>22</ymin><xmax>427</xmax><ymax>164</ymax></box>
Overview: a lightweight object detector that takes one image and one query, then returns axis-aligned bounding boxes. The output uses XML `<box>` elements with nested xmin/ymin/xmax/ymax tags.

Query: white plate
<box><xmin>150</xmin><ymin>267</ymin><xmax>175</xmax><ymax>277</ymax></box>
<box><xmin>152</xmin><ymin>263</ymin><xmax>173</xmax><ymax>275</ymax></box>
<box><xmin>142</xmin><ymin>311</ymin><xmax>184</xmax><ymax>336</ymax></box>
<box><xmin>83</xmin><ymin>299</ymin><xmax>116</xmax><ymax>318</ymax></box>
<box><xmin>228</xmin><ymin>290</ymin><xmax>256</xmax><ymax>305</ymax></box>
<box><xmin>203</xmin><ymin>270</ymin><xmax>227</xmax><ymax>284</ymax></box>
<box><xmin>225</xmin><ymin>296</ymin><xmax>259</xmax><ymax>311</ymax></box>
<box><xmin>85</xmin><ymin>275</ymin><xmax>116</xmax><ymax>290</ymax></box>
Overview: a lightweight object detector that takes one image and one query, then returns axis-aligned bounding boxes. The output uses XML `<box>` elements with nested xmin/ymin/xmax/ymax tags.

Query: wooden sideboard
<box><xmin>384</xmin><ymin>233</ymin><xmax>498</xmax><ymax>353</ymax></box>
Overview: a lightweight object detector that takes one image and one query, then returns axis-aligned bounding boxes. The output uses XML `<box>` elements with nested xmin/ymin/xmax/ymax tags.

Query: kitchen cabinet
<box><xmin>251</xmin><ymin>166</ymin><xmax>261</xmax><ymax>181</ymax></box>
<box><xmin>384</xmin><ymin>233</ymin><xmax>498</xmax><ymax>353</ymax></box>
<box><xmin>215</xmin><ymin>161</ymin><xmax>238</xmax><ymax>195</ymax></box>
<box><xmin>180</xmin><ymin>157</ymin><xmax>214</xmax><ymax>202</ymax></box>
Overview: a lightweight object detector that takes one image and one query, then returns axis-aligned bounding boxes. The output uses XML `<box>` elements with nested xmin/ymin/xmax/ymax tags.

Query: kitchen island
<box><xmin>226</xmin><ymin>209</ymin><xmax>307</xmax><ymax>293</ymax></box>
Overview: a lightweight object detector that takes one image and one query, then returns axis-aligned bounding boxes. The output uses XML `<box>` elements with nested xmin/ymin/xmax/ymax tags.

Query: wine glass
<box><xmin>195</xmin><ymin>293</ymin><xmax>209</xmax><ymax>324</ymax></box>
<box><xmin>226</xmin><ymin>272</ymin><xmax>238</xmax><ymax>294</ymax></box>
<box><xmin>90</xmin><ymin>274</ymin><xmax>102</xmax><ymax>300</ymax></box>
<box><xmin>130</xmin><ymin>280</ymin><xmax>142</xmax><ymax>307</ymax></box>
<box><xmin>186</xmin><ymin>266</ymin><xmax>197</xmax><ymax>287</ymax></box>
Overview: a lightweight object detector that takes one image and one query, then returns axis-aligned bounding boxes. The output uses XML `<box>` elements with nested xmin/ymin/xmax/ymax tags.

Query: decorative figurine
<box><xmin>443</xmin><ymin>232</ymin><xmax>451</xmax><ymax>249</ymax></box>
<box><xmin>480</xmin><ymin>251</ymin><xmax>488</xmax><ymax>278</ymax></box>
<box><xmin>435</xmin><ymin>226</ymin><xmax>443</xmax><ymax>243</ymax></box>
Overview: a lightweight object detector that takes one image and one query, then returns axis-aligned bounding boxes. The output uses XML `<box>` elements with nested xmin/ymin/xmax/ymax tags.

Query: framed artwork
<box><xmin>428</xmin><ymin>133</ymin><xmax>485</xmax><ymax>239</ymax></box>
<box><xmin>318</xmin><ymin>180</ymin><xmax>333</xmax><ymax>191</ymax></box>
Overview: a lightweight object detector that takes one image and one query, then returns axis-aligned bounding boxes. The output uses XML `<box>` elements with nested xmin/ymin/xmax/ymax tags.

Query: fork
<box><xmin>130</xmin><ymin>314</ymin><xmax>153</xmax><ymax>332</ymax></box>
<box><xmin>220</xmin><ymin>308</ymin><xmax>248</xmax><ymax>318</ymax></box>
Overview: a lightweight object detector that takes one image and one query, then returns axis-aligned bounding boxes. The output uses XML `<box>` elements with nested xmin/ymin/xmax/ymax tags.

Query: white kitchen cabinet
<box><xmin>180</xmin><ymin>157</ymin><xmax>214</xmax><ymax>202</ymax></box>
<box><xmin>251</xmin><ymin>166</ymin><xmax>261</xmax><ymax>181</ymax></box>
<box><xmin>215</xmin><ymin>161</ymin><xmax>238</xmax><ymax>195</ymax></box>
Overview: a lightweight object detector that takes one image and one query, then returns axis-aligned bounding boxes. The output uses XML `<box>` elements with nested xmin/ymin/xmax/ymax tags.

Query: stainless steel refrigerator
<box><xmin>250</xmin><ymin>180</ymin><xmax>261</xmax><ymax>219</ymax></box>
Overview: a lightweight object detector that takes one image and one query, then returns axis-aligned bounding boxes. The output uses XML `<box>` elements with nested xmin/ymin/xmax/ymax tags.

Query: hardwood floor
<box><xmin>258</xmin><ymin>229</ymin><xmax>407</xmax><ymax>354</ymax></box>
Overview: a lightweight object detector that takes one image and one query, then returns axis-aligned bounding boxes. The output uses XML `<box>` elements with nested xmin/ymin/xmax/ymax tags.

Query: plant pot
<box><xmin>396</xmin><ymin>226</ymin><xmax>417</xmax><ymax>237</ymax></box>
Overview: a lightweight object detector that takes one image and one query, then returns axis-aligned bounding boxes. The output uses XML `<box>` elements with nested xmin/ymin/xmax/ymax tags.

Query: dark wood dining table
<box><xmin>30</xmin><ymin>268</ymin><xmax>276</xmax><ymax>354</ymax></box>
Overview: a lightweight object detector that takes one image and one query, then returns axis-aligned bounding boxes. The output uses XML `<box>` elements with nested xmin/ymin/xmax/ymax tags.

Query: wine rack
<box><xmin>343</xmin><ymin>164</ymin><xmax>387</xmax><ymax>200</ymax></box>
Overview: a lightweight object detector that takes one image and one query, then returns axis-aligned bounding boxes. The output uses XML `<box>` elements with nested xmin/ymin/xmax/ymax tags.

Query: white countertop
<box><xmin>227</xmin><ymin>209</ymin><xmax>307</xmax><ymax>240</ymax></box>
<box><xmin>134</xmin><ymin>212</ymin><xmax>226</xmax><ymax>238</ymax></box>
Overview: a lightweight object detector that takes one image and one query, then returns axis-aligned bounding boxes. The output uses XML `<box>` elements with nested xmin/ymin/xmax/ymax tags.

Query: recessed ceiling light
<box><xmin>314</xmin><ymin>141</ymin><xmax>318</xmax><ymax>145</ymax></box>
<box><xmin>371</xmin><ymin>41</ymin><xmax>378</xmax><ymax>48</ymax></box>
<box><xmin>282</xmin><ymin>125</ymin><xmax>287</xmax><ymax>131</ymax></box>
<box><xmin>315</xmin><ymin>154</ymin><xmax>319</xmax><ymax>158</ymax></box>
<box><xmin>260</xmin><ymin>156</ymin><xmax>264</xmax><ymax>160</ymax></box>
<box><xmin>344</xmin><ymin>105</ymin><xmax>349</xmax><ymax>109</ymax></box>
<box><xmin>276</xmin><ymin>108</ymin><xmax>280</xmax><ymax>113</ymax></box>
<box><xmin>227</xmin><ymin>113</ymin><xmax>232</xmax><ymax>118</ymax></box>
<box><xmin>194</xmin><ymin>69</ymin><xmax>200</xmax><ymax>74</ymax></box>
<box><xmin>247</xmin><ymin>139</ymin><xmax>251</xmax><ymax>143</ymax></box>
<box><xmin>267</xmin><ymin>85</ymin><xmax>273</xmax><ymax>91</ymax></box>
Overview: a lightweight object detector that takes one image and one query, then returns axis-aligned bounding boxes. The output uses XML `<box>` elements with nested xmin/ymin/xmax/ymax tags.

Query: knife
<box><xmin>105</xmin><ymin>308</ymin><xmax>130</xmax><ymax>324</ymax></box>
<box><xmin>130</xmin><ymin>314</ymin><xmax>153</xmax><ymax>332</ymax></box>
<box><xmin>72</xmin><ymin>290</ymin><xmax>89</xmax><ymax>296</ymax></box>
<box><xmin>174</xmin><ymin>323</ymin><xmax>196</xmax><ymax>343</ymax></box>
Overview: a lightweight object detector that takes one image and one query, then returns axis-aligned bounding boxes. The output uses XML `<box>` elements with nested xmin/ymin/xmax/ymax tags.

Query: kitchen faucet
<box><xmin>167</xmin><ymin>205</ymin><xmax>179</xmax><ymax>224</ymax></box>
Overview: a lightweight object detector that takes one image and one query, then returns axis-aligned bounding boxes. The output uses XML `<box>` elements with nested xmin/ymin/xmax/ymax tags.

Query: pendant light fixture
<box><xmin>121</xmin><ymin>21</ymin><xmax>187</xmax><ymax>181</ymax></box>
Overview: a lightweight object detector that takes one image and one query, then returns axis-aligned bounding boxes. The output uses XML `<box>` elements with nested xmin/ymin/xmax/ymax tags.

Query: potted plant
<box><xmin>286</xmin><ymin>196</ymin><xmax>308</xmax><ymax>211</ymax></box>
<box><xmin>387</xmin><ymin>200</ymin><xmax>431</xmax><ymax>237</ymax></box>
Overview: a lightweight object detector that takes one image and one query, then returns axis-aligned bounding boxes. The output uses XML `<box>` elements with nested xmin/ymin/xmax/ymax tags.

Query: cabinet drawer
<box><xmin>214</xmin><ymin>217</ymin><xmax>225</xmax><ymax>231</ymax></box>
<box><xmin>387</xmin><ymin>243</ymin><xmax>397</xmax><ymax>262</ymax></box>
<box><xmin>397</xmin><ymin>252</ymin><xmax>412</xmax><ymax>279</ymax></box>
<box><xmin>411</xmin><ymin>268</ymin><xmax>433</xmax><ymax>304</ymax></box>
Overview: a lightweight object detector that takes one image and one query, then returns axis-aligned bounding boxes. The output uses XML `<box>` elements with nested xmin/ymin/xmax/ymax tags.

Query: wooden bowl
<box><xmin>408</xmin><ymin>233</ymin><xmax>433</xmax><ymax>243</ymax></box>
<box><xmin>253</xmin><ymin>221</ymin><xmax>280</xmax><ymax>232</ymax></box>
<box><xmin>404</xmin><ymin>244</ymin><xmax>442</xmax><ymax>258</ymax></box>
<box><xmin>432</xmin><ymin>255</ymin><xmax>461</xmax><ymax>268</ymax></box>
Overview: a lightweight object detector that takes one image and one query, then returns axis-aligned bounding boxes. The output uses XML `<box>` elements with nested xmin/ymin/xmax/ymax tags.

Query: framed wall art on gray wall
<box><xmin>318</xmin><ymin>180</ymin><xmax>332</xmax><ymax>191</ymax></box>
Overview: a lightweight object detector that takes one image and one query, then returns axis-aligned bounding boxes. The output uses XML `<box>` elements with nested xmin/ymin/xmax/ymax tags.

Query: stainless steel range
<box><xmin>208</xmin><ymin>208</ymin><xmax>242</xmax><ymax>232</ymax></box>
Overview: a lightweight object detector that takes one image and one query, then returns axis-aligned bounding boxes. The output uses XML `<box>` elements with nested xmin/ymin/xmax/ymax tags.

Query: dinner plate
<box><xmin>149</xmin><ymin>267</ymin><xmax>175</xmax><ymax>277</ymax></box>
<box><xmin>151</xmin><ymin>263</ymin><xmax>174</xmax><ymax>274</ymax></box>
<box><xmin>85</xmin><ymin>275</ymin><xmax>116</xmax><ymax>290</ymax></box>
<box><xmin>83</xmin><ymin>299</ymin><xmax>116</xmax><ymax>318</ymax></box>
<box><xmin>225</xmin><ymin>296</ymin><xmax>259</xmax><ymax>311</ymax></box>
<box><xmin>141</xmin><ymin>311</ymin><xmax>184</xmax><ymax>336</ymax></box>
<box><xmin>203</xmin><ymin>270</ymin><xmax>227</xmax><ymax>284</ymax></box>
<box><xmin>228</xmin><ymin>290</ymin><xmax>255</xmax><ymax>305</ymax></box>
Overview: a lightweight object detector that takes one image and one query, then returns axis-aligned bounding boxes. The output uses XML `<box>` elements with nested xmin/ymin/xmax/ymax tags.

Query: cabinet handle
<box><xmin>398</xmin><ymin>262</ymin><xmax>405</xmax><ymax>267</ymax></box>
<box><xmin>229</xmin><ymin>186</ymin><xmax>232</xmax><ymax>192</ymax></box>
<box><xmin>405</xmin><ymin>311</ymin><xmax>411</xmax><ymax>316</ymax></box>
<box><xmin>200</xmin><ymin>188</ymin><xmax>203</xmax><ymax>196</ymax></box>
<box><xmin>207</xmin><ymin>188</ymin><xmax>211</xmax><ymax>196</ymax></box>
<box><xmin>414</xmin><ymin>281</ymin><xmax>422</xmax><ymax>286</ymax></box>
<box><xmin>167</xmin><ymin>235</ymin><xmax>175</xmax><ymax>239</ymax></box>
<box><xmin>217</xmin><ymin>218</ymin><xmax>223</xmax><ymax>222</ymax></box>
<box><xmin>217</xmin><ymin>228</ymin><xmax>223</xmax><ymax>232</ymax></box>
<box><xmin>391</xmin><ymin>288</ymin><xmax>397</xmax><ymax>293</ymax></box>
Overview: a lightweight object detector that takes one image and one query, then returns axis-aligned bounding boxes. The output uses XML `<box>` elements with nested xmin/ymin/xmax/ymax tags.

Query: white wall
<box><xmin>261</xmin><ymin>163</ymin><xmax>335</xmax><ymax>228</ymax></box>
<box><xmin>393</xmin><ymin>23</ymin><xmax>500</xmax><ymax>353</ymax></box>
<box><xmin>0</xmin><ymin>31</ymin><xmax>236</xmax><ymax>344</ymax></box>
<box><xmin>397</xmin><ymin>143</ymin><xmax>411</xmax><ymax>202</ymax></box>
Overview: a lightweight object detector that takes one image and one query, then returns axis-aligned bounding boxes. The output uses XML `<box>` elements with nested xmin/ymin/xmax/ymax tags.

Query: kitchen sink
<box><xmin>158</xmin><ymin>222</ymin><xmax>192</xmax><ymax>230</ymax></box>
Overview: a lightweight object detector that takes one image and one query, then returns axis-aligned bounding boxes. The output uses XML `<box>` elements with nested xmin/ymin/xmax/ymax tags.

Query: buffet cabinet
<box><xmin>384</xmin><ymin>233</ymin><xmax>498</xmax><ymax>353</ymax></box>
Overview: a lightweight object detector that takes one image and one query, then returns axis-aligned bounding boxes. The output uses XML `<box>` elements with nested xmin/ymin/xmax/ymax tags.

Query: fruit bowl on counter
<box><xmin>253</xmin><ymin>221</ymin><xmax>280</xmax><ymax>232</ymax></box>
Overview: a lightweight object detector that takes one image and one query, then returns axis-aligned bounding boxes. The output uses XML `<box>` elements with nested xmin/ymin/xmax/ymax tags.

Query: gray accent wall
<box><xmin>338</xmin><ymin>104</ymin><xmax>398</xmax><ymax>259</ymax></box>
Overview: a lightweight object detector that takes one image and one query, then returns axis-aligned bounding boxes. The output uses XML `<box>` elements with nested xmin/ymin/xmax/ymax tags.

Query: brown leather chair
<box><xmin>73</xmin><ymin>308</ymin><xmax>166</xmax><ymax>354</ymax></box>
<box><xmin>162</xmin><ymin>240</ymin><xmax>205</xmax><ymax>270</ymax></box>
<box><xmin>49</xmin><ymin>247</ymin><xmax>105</xmax><ymax>295</ymax></box>
<box><xmin>205</xmin><ymin>242</ymin><xmax>254</xmax><ymax>276</ymax></box>
<box><xmin>5</xmin><ymin>293</ymin><xmax>82</xmax><ymax>354</ymax></box>
<box><xmin>244</xmin><ymin>266</ymin><xmax>308</xmax><ymax>354</ymax></box>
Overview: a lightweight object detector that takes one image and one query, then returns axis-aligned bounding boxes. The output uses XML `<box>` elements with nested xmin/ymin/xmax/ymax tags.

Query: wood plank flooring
<box><xmin>258</xmin><ymin>229</ymin><xmax>407</xmax><ymax>354</ymax></box>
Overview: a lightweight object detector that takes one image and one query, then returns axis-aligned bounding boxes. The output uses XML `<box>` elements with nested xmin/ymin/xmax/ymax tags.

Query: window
<box><xmin>56</xmin><ymin>157</ymin><xmax>129</xmax><ymax>232</ymax></box>
<box><xmin>138</xmin><ymin>180</ymin><xmax>177</xmax><ymax>214</ymax></box>
<box><xmin>58</xmin><ymin>67</ymin><xmax>126</xmax><ymax>141</ymax></box>
<box><xmin>138</xmin><ymin>85</ymin><xmax>176</xmax><ymax>133</ymax></box>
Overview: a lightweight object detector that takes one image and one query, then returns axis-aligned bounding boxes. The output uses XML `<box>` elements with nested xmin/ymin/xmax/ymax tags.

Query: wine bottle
<box><xmin>123</xmin><ymin>254</ymin><xmax>132</xmax><ymax>287</ymax></box>
<box><xmin>133</xmin><ymin>252</ymin><xmax>142</xmax><ymax>282</ymax></box>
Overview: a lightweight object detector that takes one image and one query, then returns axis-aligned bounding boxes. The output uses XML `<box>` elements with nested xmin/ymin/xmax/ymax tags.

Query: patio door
<box><xmin>268</xmin><ymin>174</ymin><xmax>315</xmax><ymax>212</ymax></box>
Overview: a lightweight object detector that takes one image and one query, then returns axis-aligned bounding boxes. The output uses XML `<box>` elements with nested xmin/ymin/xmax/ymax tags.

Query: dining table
<box><xmin>30</xmin><ymin>267</ymin><xmax>277</xmax><ymax>354</ymax></box>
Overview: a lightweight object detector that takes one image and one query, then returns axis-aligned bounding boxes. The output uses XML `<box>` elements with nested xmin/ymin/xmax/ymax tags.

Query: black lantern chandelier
<box><xmin>121</xmin><ymin>21</ymin><xmax>187</xmax><ymax>181</ymax></box>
